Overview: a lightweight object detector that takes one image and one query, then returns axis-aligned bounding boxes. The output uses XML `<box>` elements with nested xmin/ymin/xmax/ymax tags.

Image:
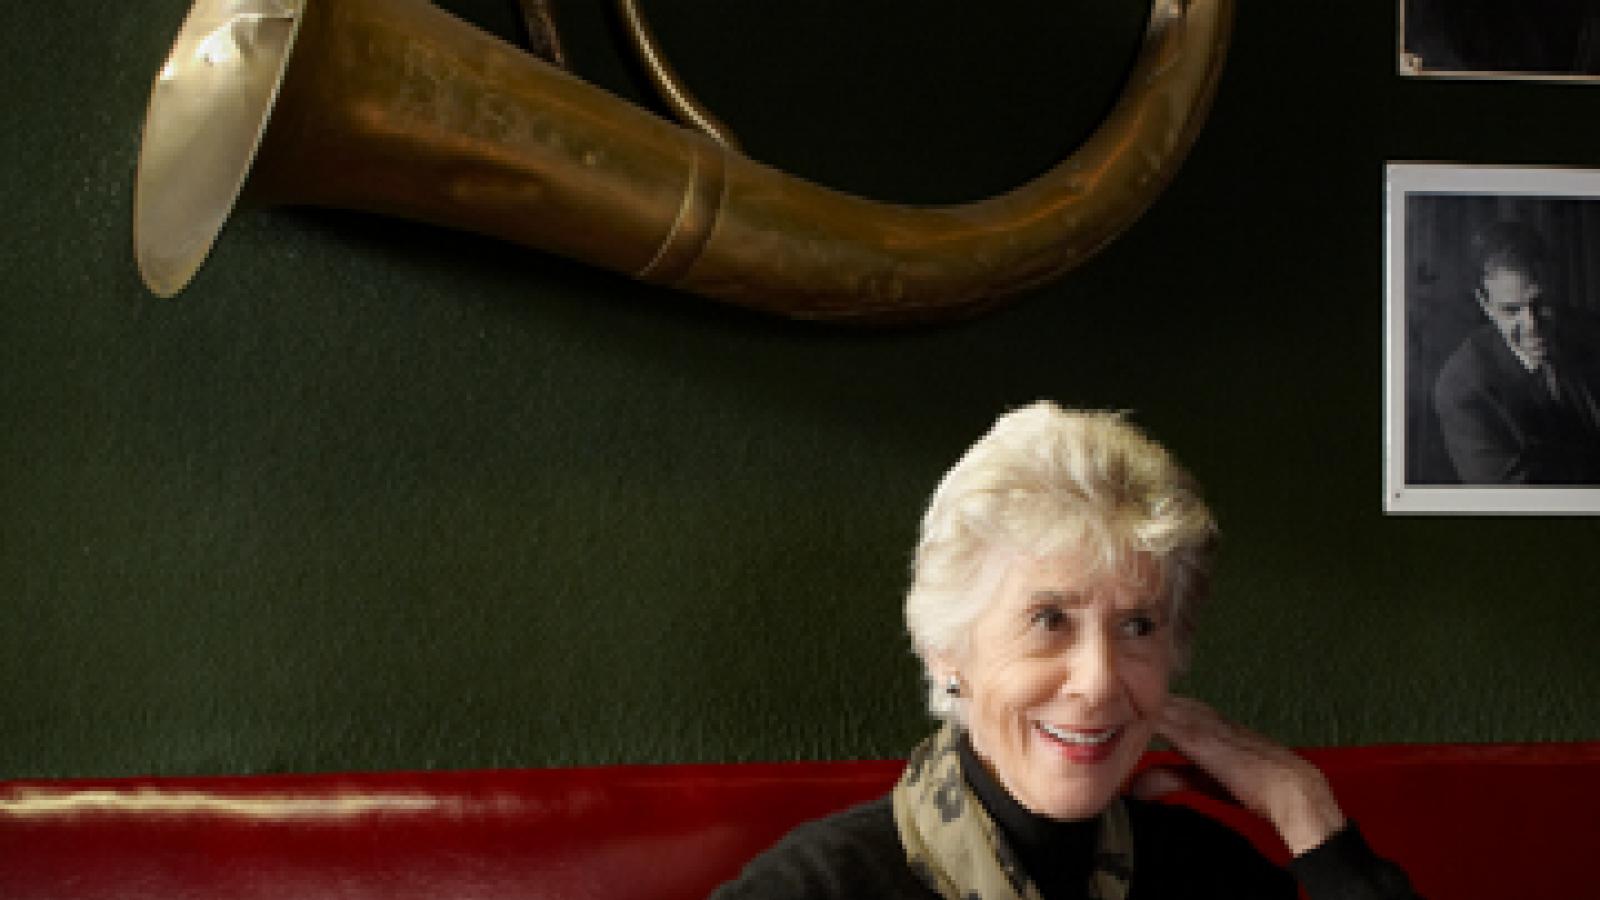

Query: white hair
<box><xmin>904</xmin><ymin>401</ymin><xmax>1217</xmax><ymax>723</ymax></box>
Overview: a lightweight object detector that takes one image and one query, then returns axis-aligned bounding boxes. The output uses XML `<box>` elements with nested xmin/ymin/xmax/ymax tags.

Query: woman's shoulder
<box><xmin>1124</xmin><ymin>796</ymin><xmax>1299</xmax><ymax>898</ymax></box>
<box><xmin>1124</xmin><ymin>799</ymin><xmax>1420</xmax><ymax>900</ymax></box>
<box><xmin>708</xmin><ymin>794</ymin><xmax>934</xmax><ymax>900</ymax></box>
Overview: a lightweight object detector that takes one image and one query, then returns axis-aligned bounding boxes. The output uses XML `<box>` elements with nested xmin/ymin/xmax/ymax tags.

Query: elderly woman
<box><xmin>714</xmin><ymin>402</ymin><xmax>1417</xmax><ymax>899</ymax></box>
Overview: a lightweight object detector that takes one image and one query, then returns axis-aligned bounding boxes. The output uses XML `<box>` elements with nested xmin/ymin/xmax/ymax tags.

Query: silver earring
<box><xmin>944</xmin><ymin>675</ymin><xmax>962</xmax><ymax>698</ymax></box>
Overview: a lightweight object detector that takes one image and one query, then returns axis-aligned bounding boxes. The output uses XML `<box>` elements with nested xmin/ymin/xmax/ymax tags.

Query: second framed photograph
<box><xmin>1386</xmin><ymin>164</ymin><xmax>1600</xmax><ymax>514</ymax></box>
<box><xmin>1400</xmin><ymin>1</ymin><xmax>1600</xmax><ymax>80</ymax></box>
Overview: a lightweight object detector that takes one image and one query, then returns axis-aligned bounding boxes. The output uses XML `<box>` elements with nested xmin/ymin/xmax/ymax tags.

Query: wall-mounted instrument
<box><xmin>134</xmin><ymin>0</ymin><xmax>1233</xmax><ymax>323</ymax></box>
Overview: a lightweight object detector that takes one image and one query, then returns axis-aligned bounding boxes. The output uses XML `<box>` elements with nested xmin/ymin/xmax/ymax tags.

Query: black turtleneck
<box><xmin>713</xmin><ymin>740</ymin><xmax>1421</xmax><ymax>900</ymax></box>
<box><xmin>957</xmin><ymin>731</ymin><xmax>1099</xmax><ymax>898</ymax></box>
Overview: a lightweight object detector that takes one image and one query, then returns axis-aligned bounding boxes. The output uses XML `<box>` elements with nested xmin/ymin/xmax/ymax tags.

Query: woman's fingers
<box><xmin>1152</xmin><ymin>696</ymin><xmax>1347</xmax><ymax>856</ymax></box>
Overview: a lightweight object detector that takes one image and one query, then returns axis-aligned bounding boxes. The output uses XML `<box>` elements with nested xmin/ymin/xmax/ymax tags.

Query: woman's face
<box><xmin>947</xmin><ymin>548</ymin><xmax>1175</xmax><ymax>820</ymax></box>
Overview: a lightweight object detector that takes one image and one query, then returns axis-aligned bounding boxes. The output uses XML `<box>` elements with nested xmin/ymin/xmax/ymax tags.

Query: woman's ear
<box><xmin>925</xmin><ymin>649</ymin><xmax>962</xmax><ymax>696</ymax></box>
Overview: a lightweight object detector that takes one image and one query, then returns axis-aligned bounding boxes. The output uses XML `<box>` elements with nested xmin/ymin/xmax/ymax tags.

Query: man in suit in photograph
<box><xmin>1433</xmin><ymin>220</ymin><xmax>1600</xmax><ymax>484</ymax></box>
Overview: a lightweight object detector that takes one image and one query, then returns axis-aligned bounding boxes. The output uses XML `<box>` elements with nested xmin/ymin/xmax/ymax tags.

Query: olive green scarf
<box><xmin>891</xmin><ymin>725</ymin><xmax>1134</xmax><ymax>900</ymax></box>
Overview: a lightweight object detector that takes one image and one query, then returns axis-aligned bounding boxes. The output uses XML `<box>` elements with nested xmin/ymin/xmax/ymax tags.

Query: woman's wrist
<box><xmin>1271</xmin><ymin>774</ymin><xmax>1347</xmax><ymax>856</ymax></box>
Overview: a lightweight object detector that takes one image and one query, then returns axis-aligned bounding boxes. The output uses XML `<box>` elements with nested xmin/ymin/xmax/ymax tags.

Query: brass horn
<box><xmin>134</xmin><ymin>0</ymin><xmax>1234</xmax><ymax>323</ymax></box>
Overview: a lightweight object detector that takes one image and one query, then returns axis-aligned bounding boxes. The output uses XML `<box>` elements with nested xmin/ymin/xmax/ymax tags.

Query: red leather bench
<box><xmin>2</xmin><ymin>742</ymin><xmax>1596</xmax><ymax>899</ymax></box>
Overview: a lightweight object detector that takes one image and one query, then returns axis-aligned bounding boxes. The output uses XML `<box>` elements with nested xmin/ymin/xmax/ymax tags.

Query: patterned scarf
<box><xmin>891</xmin><ymin>725</ymin><xmax>1134</xmax><ymax>900</ymax></box>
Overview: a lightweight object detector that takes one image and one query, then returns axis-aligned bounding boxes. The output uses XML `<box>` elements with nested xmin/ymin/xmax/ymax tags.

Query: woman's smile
<box><xmin>1035</xmin><ymin>721</ymin><xmax>1124</xmax><ymax>762</ymax></box>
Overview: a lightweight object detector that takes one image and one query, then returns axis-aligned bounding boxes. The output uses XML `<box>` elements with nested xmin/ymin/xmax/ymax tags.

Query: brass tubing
<box><xmin>665</xmin><ymin>0</ymin><xmax>1233</xmax><ymax>322</ymax></box>
<box><xmin>616</xmin><ymin>0</ymin><xmax>742</xmax><ymax>150</ymax></box>
<box><xmin>247</xmin><ymin>0</ymin><xmax>705</xmax><ymax>276</ymax></box>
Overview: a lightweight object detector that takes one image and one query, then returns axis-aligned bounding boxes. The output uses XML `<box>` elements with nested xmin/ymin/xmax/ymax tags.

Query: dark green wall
<box><xmin>3</xmin><ymin>1</ymin><xmax>1596</xmax><ymax>779</ymax></box>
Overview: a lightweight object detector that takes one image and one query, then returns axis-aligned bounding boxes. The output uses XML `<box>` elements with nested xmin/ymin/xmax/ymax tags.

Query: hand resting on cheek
<box><xmin>1130</xmin><ymin>696</ymin><xmax>1347</xmax><ymax>856</ymax></box>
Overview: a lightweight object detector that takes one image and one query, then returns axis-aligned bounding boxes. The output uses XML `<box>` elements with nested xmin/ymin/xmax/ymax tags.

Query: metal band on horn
<box><xmin>134</xmin><ymin>0</ymin><xmax>1234</xmax><ymax>323</ymax></box>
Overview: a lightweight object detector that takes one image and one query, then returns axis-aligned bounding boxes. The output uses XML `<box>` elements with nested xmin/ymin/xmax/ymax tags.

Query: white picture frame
<box><xmin>1385</xmin><ymin>163</ymin><xmax>1600</xmax><ymax>514</ymax></box>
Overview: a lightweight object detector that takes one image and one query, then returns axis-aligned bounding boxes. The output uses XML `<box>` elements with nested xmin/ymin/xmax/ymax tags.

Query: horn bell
<box><xmin>134</xmin><ymin>0</ymin><xmax>307</xmax><ymax>298</ymax></box>
<box><xmin>134</xmin><ymin>0</ymin><xmax>1235</xmax><ymax>323</ymax></box>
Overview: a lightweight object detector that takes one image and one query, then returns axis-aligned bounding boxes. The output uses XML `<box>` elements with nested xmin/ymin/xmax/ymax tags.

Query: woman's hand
<box><xmin>1132</xmin><ymin>696</ymin><xmax>1346</xmax><ymax>856</ymax></box>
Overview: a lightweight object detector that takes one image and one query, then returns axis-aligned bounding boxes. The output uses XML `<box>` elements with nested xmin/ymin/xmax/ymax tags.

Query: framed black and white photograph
<box><xmin>1400</xmin><ymin>1</ymin><xmax>1600</xmax><ymax>80</ymax></box>
<box><xmin>1386</xmin><ymin>164</ymin><xmax>1600</xmax><ymax>513</ymax></box>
